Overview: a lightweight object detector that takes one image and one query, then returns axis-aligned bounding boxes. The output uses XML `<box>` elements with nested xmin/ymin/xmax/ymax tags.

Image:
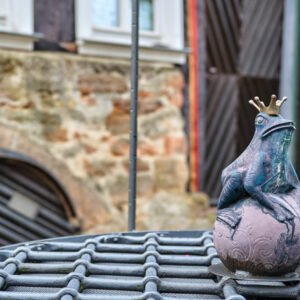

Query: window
<box><xmin>91</xmin><ymin>0</ymin><xmax>155</xmax><ymax>32</ymax></box>
<box><xmin>76</xmin><ymin>0</ymin><xmax>186</xmax><ymax>64</ymax></box>
<box><xmin>92</xmin><ymin>0</ymin><xmax>119</xmax><ymax>28</ymax></box>
<box><xmin>0</xmin><ymin>0</ymin><xmax>39</xmax><ymax>50</ymax></box>
<box><xmin>137</xmin><ymin>0</ymin><xmax>154</xmax><ymax>31</ymax></box>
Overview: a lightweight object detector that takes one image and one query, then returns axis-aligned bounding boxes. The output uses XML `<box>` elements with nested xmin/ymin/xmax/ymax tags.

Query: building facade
<box><xmin>0</xmin><ymin>0</ymin><xmax>214</xmax><ymax>236</ymax></box>
<box><xmin>0</xmin><ymin>0</ymin><xmax>292</xmax><ymax>237</ymax></box>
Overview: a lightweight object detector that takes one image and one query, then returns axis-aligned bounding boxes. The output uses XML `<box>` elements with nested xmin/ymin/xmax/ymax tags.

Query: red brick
<box><xmin>112</xmin><ymin>98</ymin><xmax>130</xmax><ymax>114</ymax></box>
<box><xmin>44</xmin><ymin>128</ymin><xmax>68</xmax><ymax>142</ymax></box>
<box><xmin>164</xmin><ymin>135</ymin><xmax>187</xmax><ymax>154</ymax></box>
<box><xmin>111</xmin><ymin>138</ymin><xmax>130</xmax><ymax>156</ymax></box>
<box><xmin>73</xmin><ymin>132</ymin><xmax>81</xmax><ymax>139</ymax></box>
<box><xmin>78</xmin><ymin>73</ymin><xmax>128</xmax><ymax>94</ymax></box>
<box><xmin>112</xmin><ymin>98</ymin><xmax>162</xmax><ymax>115</ymax></box>
<box><xmin>138</xmin><ymin>90</ymin><xmax>155</xmax><ymax>99</ymax></box>
<box><xmin>138</xmin><ymin>142</ymin><xmax>158</xmax><ymax>156</ymax></box>
<box><xmin>139</xmin><ymin>99</ymin><xmax>163</xmax><ymax>114</ymax></box>
<box><xmin>122</xmin><ymin>158</ymin><xmax>150</xmax><ymax>172</ymax></box>
<box><xmin>166</xmin><ymin>73</ymin><xmax>185</xmax><ymax>90</ymax></box>
<box><xmin>83</xmin><ymin>159</ymin><xmax>115</xmax><ymax>177</ymax></box>
<box><xmin>106</xmin><ymin>108</ymin><xmax>130</xmax><ymax>135</ymax></box>
<box><xmin>81</xmin><ymin>94</ymin><xmax>97</xmax><ymax>106</ymax></box>
<box><xmin>82</xmin><ymin>143</ymin><xmax>97</xmax><ymax>154</ymax></box>
<box><xmin>169</xmin><ymin>90</ymin><xmax>184</xmax><ymax>108</ymax></box>
<box><xmin>101</xmin><ymin>135</ymin><xmax>112</xmax><ymax>142</ymax></box>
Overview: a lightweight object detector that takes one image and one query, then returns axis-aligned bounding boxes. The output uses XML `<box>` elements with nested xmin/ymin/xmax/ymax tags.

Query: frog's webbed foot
<box><xmin>268</xmin><ymin>193</ymin><xmax>299</xmax><ymax>219</ymax></box>
<box><xmin>271</xmin><ymin>203</ymin><xmax>294</xmax><ymax>223</ymax></box>
<box><xmin>269</xmin><ymin>201</ymin><xmax>297</xmax><ymax>242</ymax></box>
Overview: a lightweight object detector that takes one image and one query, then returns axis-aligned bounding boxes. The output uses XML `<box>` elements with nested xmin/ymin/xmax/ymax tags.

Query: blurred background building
<box><xmin>0</xmin><ymin>0</ymin><xmax>297</xmax><ymax>245</ymax></box>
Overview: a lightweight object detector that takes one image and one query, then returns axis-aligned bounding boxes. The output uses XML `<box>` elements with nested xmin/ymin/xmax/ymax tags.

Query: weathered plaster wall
<box><xmin>0</xmin><ymin>49</ymin><xmax>215</xmax><ymax>233</ymax></box>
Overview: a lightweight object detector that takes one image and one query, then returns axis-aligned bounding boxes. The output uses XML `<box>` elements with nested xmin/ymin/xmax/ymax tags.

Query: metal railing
<box><xmin>0</xmin><ymin>230</ymin><xmax>298</xmax><ymax>299</ymax></box>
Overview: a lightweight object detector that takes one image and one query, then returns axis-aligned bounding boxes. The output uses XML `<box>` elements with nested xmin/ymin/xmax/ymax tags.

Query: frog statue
<box><xmin>213</xmin><ymin>95</ymin><xmax>300</xmax><ymax>276</ymax></box>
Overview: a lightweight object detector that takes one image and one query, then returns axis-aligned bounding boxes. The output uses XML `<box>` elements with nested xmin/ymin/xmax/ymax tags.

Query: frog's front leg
<box><xmin>218</xmin><ymin>171</ymin><xmax>245</xmax><ymax>209</ymax></box>
<box><xmin>244</xmin><ymin>167</ymin><xmax>296</xmax><ymax>222</ymax></box>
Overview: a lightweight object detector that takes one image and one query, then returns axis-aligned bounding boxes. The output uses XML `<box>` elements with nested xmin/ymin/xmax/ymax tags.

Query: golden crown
<box><xmin>249</xmin><ymin>95</ymin><xmax>287</xmax><ymax>116</ymax></box>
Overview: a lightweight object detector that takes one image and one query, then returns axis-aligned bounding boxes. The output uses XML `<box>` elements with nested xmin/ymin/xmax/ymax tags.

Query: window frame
<box><xmin>75</xmin><ymin>0</ymin><xmax>186</xmax><ymax>64</ymax></box>
<box><xmin>91</xmin><ymin>0</ymin><xmax>159</xmax><ymax>35</ymax></box>
<box><xmin>0</xmin><ymin>0</ymin><xmax>40</xmax><ymax>50</ymax></box>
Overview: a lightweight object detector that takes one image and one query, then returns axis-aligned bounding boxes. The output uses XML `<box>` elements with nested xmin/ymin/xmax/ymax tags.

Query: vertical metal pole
<box><xmin>128</xmin><ymin>0</ymin><xmax>139</xmax><ymax>231</ymax></box>
<box><xmin>280</xmin><ymin>0</ymin><xmax>299</xmax><ymax>164</ymax></box>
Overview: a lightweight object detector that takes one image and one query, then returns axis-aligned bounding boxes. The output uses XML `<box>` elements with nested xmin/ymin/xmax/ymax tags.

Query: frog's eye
<box><xmin>255</xmin><ymin>116</ymin><xmax>265</xmax><ymax>125</ymax></box>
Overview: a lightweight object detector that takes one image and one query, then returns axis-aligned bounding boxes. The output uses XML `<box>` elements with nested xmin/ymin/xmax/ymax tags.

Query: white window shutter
<box><xmin>0</xmin><ymin>0</ymin><xmax>10</xmax><ymax>29</ymax></box>
<box><xmin>0</xmin><ymin>0</ymin><xmax>39</xmax><ymax>51</ymax></box>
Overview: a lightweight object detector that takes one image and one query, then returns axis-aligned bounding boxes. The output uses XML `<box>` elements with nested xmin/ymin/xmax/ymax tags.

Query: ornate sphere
<box><xmin>213</xmin><ymin>198</ymin><xmax>300</xmax><ymax>276</ymax></box>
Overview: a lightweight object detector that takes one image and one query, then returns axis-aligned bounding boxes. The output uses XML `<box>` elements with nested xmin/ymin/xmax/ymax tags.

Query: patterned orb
<box><xmin>213</xmin><ymin>198</ymin><xmax>300</xmax><ymax>276</ymax></box>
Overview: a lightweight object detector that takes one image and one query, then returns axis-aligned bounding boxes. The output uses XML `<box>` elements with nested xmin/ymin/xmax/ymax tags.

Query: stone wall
<box><xmin>0</xmin><ymin>49</ymin><xmax>215</xmax><ymax>233</ymax></box>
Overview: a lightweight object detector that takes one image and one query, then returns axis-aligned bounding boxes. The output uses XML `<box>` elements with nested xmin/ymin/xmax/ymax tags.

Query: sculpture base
<box><xmin>213</xmin><ymin>198</ymin><xmax>300</xmax><ymax>276</ymax></box>
<box><xmin>209</xmin><ymin>263</ymin><xmax>300</xmax><ymax>282</ymax></box>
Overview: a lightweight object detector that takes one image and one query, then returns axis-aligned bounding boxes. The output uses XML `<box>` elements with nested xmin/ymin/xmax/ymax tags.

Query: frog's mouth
<box><xmin>262</xmin><ymin>121</ymin><xmax>295</xmax><ymax>137</ymax></box>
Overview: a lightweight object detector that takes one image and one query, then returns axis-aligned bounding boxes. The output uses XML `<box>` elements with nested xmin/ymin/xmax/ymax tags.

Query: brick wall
<box><xmin>0</xmin><ymin>49</ymin><xmax>214</xmax><ymax>233</ymax></box>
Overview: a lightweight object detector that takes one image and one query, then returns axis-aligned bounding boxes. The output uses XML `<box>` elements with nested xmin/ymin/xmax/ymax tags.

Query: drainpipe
<box><xmin>279</xmin><ymin>0</ymin><xmax>300</xmax><ymax>164</ymax></box>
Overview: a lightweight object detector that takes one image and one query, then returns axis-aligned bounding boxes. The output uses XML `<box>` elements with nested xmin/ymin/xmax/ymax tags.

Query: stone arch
<box><xmin>0</xmin><ymin>124</ymin><xmax>110</xmax><ymax>232</ymax></box>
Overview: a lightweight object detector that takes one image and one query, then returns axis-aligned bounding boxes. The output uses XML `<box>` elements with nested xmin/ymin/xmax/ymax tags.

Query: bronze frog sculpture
<box><xmin>214</xmin><ymin>95</ymin><xmax>300</xmax><ymax>276</ymax></box>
